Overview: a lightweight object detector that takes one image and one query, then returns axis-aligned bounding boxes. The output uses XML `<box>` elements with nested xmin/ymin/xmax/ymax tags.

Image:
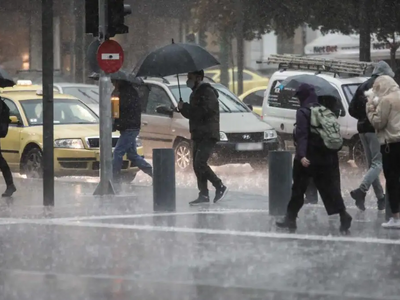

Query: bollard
<box><xmin>268</xmin><ymin>151</ymin><xmax>292</xmax><ymax>216</ymax></box>
<box><xmin>385</xmin><ymin>183</ymin><xmax>391</xmax><ymax>221</ymax></box>
<box><xmin>305</xmin><ymin>179</ymin><xmax>318</xmax><ymax>204</ymax></box>
<box><xmin>153</xmin><ymin>148</ymin><xmax>176</xmax><ymax>212</ymax></box>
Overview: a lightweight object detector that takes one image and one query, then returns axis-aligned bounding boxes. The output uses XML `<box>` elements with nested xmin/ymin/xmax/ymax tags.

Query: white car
<box><xmin>262</xmin><ymin>69</ymin><xmax>368</xmax><ymax>165</ymax></box>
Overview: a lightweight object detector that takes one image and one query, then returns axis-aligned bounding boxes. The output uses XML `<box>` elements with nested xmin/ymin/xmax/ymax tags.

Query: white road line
<box><xmin>43</xmin><ymin>221</ymin><xmax>400</xmax><ymax>245</ymax></box>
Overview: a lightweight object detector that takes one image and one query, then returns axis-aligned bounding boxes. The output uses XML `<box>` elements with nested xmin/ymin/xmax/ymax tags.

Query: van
<box><xmin>261</xmin><ymin>55</ymin><xmax>373</xmax><ymax>166</ymax></box>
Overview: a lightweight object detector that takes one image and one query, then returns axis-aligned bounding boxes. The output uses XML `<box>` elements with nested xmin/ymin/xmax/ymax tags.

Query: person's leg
<box><xmin>381</xmin><ymin>143</ymin><xmax>400</xmax><ymax>228</ymax></box>
<box><xmin>0</xmin><ymin>148</ymin><xmax>16</xmax><ymax>197</ymax></box>
<box><xmin>125</xmin><ymin>130</ymin><xmax>153</xmax><ymax>177</ymax></box>
<box><xmin>190</xmin><ymin>140</ymin><xmax>210</xmax><ymax>205</ymax></box>
<box><xmin>112</xmin><ymin>131</ymin><xmax>130</xmax><ymax>181</ymax></box>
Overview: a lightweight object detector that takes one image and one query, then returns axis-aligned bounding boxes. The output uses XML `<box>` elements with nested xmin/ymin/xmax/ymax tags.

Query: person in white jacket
<box><xmin>367</xmin><ymin>75</ymin><xmax>400</xmax><ymax>229</ymax></box>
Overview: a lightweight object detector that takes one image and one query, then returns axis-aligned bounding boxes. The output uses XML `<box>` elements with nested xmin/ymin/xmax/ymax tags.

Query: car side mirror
<box><xmin>156</xmin><ymin>105</ymin><xmax>173</xmax><ymax>117</ymax></box>
<box><xmin>247</xmin><ymin>104</ymin><xmax>253</xmax><ymax>111</ymax></box>
<box><xmin>9</xmin><ymin>116</ymin><xmax>20</xmax><ymax>125</ymax></box>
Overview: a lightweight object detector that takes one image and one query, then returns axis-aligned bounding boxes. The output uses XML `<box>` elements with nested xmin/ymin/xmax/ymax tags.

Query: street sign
<box><xmin>96</xmin><ymin>40</ymin><xmax>124</xmax><ymax>73</ymax></box>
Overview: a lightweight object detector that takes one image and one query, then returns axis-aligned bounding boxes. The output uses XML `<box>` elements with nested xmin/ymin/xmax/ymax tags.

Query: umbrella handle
<box><xmin>176</xmin><ymin>74</ymin><xmax>183</xmax><ymax>112</ymax></box>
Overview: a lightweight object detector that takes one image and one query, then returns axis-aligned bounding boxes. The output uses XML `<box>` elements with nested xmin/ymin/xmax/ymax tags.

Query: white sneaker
<box><xmin>382</xmin><ymin>218</ymin><xmax>400</xmax><ymax>229</ymax></box>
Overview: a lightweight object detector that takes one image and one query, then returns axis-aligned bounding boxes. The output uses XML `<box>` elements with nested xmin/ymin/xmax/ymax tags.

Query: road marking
<box><xmin>43</xmin><ymin>221</ymin><xmax>400</xmax><ymax>246</ymax></box>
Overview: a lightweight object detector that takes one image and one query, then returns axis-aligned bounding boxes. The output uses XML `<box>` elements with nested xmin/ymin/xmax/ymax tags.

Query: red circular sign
<box><xmin>96</xmin><ymin>40</ymin><xmax>124</xmax><ymax>73</ymax></box>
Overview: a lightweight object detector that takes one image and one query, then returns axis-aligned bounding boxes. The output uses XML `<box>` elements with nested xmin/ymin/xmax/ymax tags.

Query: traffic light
<box><xmin>108</xmin><ymin>0</ymin><xmax>132</xmax><ymax>37</ymax></box>
<box><xmin>85</xmin><ymin>0</ymin><xmax>99</xmax><ymax>36</ymax></box>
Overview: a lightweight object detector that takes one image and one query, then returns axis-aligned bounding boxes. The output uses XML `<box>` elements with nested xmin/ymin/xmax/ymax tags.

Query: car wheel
<box><xmin>174</xmin><ymin>140</ymin><xmax>192</xmax><ymax>172</ymax></box>
<box><xmin>353</xmin><ymin>139</ymin><xmax>367</xmax><ymax>170</ymax></box>
<box><xmin>22</xmin><ymin>147</ymin><xmax>43</xmax><ymax>178</ymax></box>
<box><xmin>119</xmin><ymin>172</ymin><xmax>137</xmax><ymax>184</ymax></box>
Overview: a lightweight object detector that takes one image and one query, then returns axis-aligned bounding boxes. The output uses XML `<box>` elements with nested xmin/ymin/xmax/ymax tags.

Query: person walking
<box><xmin>348</xmin><ymin>61</ymin><xmax>394</xmax><ymax>211</ymax></box>
<box><xmin>178</xmin><ymin>70</ymin><xmax>228</xmax><ymax>205</ymax></box>
<box><xmin>276</xmin><ymin>83</ymin><xmax>352</xmax><ymax>233</ymax></box>
<box><xmin>112</xmin><ymin>79</ymin><xmax>153</xmax><ymax>183</ymax></box>
<box><xmin>367</xmin><ymin>75</ymin><xmax>400</xmax><ymax>229</ymax></box>
<box><xmin>0</xmin><ymin>97</ymin><xmax>16</xmax><ymax>197</ymax></box>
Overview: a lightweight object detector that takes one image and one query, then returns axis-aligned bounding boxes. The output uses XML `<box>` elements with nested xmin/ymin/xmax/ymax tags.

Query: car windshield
<box><xmin>21</xmin><ymin>99</ymin><xmax>99</xmax><ymax>126</ymax></box>
<box><xmin>169</xmin><ymin>84</ymin><xmax>250</xmax><ymax>113</ymax></box>
<box><xmin>62</xmin><ymin>87</ymin><xmax>99</xmax><ymax>105</ymax></box>
<box><xmin>342</xmin><ymin>84</ymin><xmax>361</xmax><ymax>104</ymax></box>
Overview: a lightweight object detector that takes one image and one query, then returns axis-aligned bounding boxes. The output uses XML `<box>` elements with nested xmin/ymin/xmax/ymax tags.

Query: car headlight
<box><xmin>264</xmin><ymin>130</ymin><xmax>277</xmax><ymax>140</ymax></box>
<box><xmin>54</xmin><ymin>139</ymin><xmax>84</xmax><ymax>149</ymax></box>
<box><xmin>136</xmin><ymin>136</ymin><xmax>142</xmax><ymax>147</ymax></box>
<box><xmin>220</xmin><ymin>132</ymin><xmax>228</xmax><ymax>142</ymax></box>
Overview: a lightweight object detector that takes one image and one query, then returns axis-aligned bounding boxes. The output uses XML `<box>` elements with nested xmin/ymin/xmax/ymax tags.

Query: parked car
<box><xmin>0</xmin><ymin>85</ymin><xmax>141</xmax><ymax>182</ymax></box>
<box><xmin>204</xmin><ymin>68</ymin><xmax>269</xmax><ymax>95</ymax></box>
<box><xmin>262</xmin><ymin>69</ymin><xmax>368</xmax><ymax>166</ymax></box>
<box><xmin>238</xmin><ymin>86</ymin><xmax>266</xmax><ymax>116</ymax></box>
<box><xmin>139</xmin><ymin>77</ymin><xmax>279</xmax><ymax>171</ymax></box>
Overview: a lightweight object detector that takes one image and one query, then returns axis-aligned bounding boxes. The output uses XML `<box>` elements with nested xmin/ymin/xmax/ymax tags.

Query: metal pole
<box><xmin>93</xmin><ymin>0</ymin><xmax>115</xmax><ymax>195</ymax></box>
<box><xmin>268</xmin><ymin>151</ymin><xmax>292</xmax><ymax>216</ymax></box>
<box><xmin>235</xmin><ymin>0</ymin><xmax>244</xmax><ymax>95</ymax></box>
<box><xmin>42</xmin><ymin>0</ymin><xmax>54</xmax><ymax>206</ymax></box>
<box><xmin>153</xmin><ymin>149</ymin><xmax>176</xmax><ymax>211</ymax></box>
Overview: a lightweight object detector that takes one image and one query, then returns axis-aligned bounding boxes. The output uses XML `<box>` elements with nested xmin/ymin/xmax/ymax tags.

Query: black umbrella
<box><xmin>279</xmin><ymin>74</ymin><xmax>341</xmax><ymax>99</ymax></box>
<box><xmin>133</xmin><ymin>39</ymin><xmax>220</xmax><ymax>100</ymax></box>
<box><xmin>89</xmin><ymin>70</ymin><xmax>144</xmax><ymax>85</ymax></box>
<box><xmin>0</xmin><ymin>67</ymin><xmax>15</xmax><ymax>88</ymax></box>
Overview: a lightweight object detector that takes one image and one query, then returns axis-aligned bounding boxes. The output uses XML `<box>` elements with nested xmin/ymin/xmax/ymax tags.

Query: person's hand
<box><xmin>301</xmin><ymin>157</ymin><xmax>310</xmax><ymax>168</ymax></box>
<box><xmin>367</xmin><ymin>104</ymin><xmax>376</xmax><ymax>113</ymax></box>
<box><xmin>178</xmin><ymin>100</ymin><xmax>184</xmax><ymax>110</ymax></box>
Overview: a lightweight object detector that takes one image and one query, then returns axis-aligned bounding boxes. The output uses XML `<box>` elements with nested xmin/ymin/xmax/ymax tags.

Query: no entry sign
<box><xmin>96</xmin><ymin>40</ymin><xmax>124</xmax><ymax>73</ymax></box>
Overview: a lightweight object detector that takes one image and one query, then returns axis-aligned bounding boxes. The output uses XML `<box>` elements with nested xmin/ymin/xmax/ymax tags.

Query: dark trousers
<box><xmin>192</xmin><ymin>139</ymin><xmax>221</xmax><ymax>196</ymax></box>
<box><xmin>381</xmin><ymin>142</ymin><xmax>400</xmax><ymax>214</ymax></box>
<box><xmin>287</xmin><ymin>158</ymin><xmax>346</xmax><ymax>217</ymax></box>
<box><xmin>0</xmin><ymin>147</ymin><xmax>13</xmax><ymax>187</ymax></box>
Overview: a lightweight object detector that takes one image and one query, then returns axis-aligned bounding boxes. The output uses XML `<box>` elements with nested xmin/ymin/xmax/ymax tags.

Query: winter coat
<box><xmin>180</xmin><ymin>82</ymin><xmax>220</xmax><ymax>141</ymax></box>
<box><xmin>366</xmin><ymin>75</ymin><xmax>400</xmax><ymax>145</ymax></box>
<box><xmin>293</xmin><ymin>83</ymin><xmax>338</xmax><ymax>165</ymax></box>
<box><xmin>349</xmin><ymin>61</ymin><xmax>395</xmax><ymax>133</ymax></box>
<box><xmin>114</xmin><ymin>82</ymin><xmax>142</xmax><ymax>131</ymax></box>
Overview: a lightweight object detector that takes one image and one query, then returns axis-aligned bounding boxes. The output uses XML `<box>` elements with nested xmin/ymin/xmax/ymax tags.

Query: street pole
<box><xmin>235</xmin><ymin>0</ymin><xmax>244</xmax><ymax>95</ymax></box>
<box><xmin>93</xmin><ymin>0</ymin><xmax>115</xmax><ymax>196</ymax></box>
<box><xmin>42</xmin><ymin>0</ymin><xmax>54</xmax><ymax>206</ymax></box>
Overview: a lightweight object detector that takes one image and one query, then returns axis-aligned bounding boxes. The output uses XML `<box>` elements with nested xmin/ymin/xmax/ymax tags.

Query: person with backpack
<box><xmin>0</xmin><ymin>97</ymin><xmax>16</xmax><ymax>197</ymax></box>
<box><xmin>348</xmin><ymin>61</ymin><xmax>394</xmax><ymax>211</ymax></box>
<box><xmin>276</xmin><ymin>83</ymin><xmax>352</xmax><ymax>233</ymax></box>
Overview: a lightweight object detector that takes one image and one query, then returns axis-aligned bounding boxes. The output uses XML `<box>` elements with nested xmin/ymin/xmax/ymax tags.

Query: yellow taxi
<box><xmin>0</xmin><ymin>82</ymin><xmax>142</xmax><ymax>182</ymax></box>
<box><xmin>204</xmin><ymin>68</ymin><xmax>269</xmax><ymax>95</ymax></box>
<box><xmin>238</xmin><ymin>86</ymin><xmax>266</xmax><ymax>116</ymax></box>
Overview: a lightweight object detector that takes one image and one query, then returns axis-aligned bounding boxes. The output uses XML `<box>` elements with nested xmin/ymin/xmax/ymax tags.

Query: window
<box><xmin>268</xmin><ymin>80</ymin><xmax>300</xmax><ymax>110</ymax></box>
<box><xmin>63</xmin><ymin>87</ymin><xmax>99</xmax><ymax>105</ymax></box>
<box><xmin>243</xmin><ymin>90</ymin><xmax>265</xmax><ymax>107</ymax></box>
<box><xmin>3</xmin><ymin>99</ymin><xmax>22</xmax><ymax>123</ymax></box>
<box><xmin>145</xmin><ymin>85</ymin><xmax>172</xmax><ymax>115</ymax></box>
<box><xmin>342</xmin><ymin>84</ymin><xmax>361</xmax><ymax>104</ymax></box>
<box><xmin>20</xmin><ymin>99</ymin><xmax>98</xmax><ymax>126</ymax></box>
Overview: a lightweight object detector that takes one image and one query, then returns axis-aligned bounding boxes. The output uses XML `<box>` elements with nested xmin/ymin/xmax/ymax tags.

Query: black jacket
<box><xmin>348</xmin><ymin>76</ymin><xmax>376</xmax><ymax>133</ymax></box>
<box><xmin>180</xmin><ymin>83</ymin><xmax>220</xmax><ymax>141</ymax></box>
<box><xmin>114</xmin><ymin>83</ymin><xmax>141</xmax><ymax>131</ymax></box>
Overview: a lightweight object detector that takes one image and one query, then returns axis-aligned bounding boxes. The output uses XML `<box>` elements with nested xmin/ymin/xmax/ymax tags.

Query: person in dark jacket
<box><xmin>276</xmin><ymin>83</ymin><xmax>352</xmax><ymax>233</ymax></box>
<box><xmin>112</xmin><ymin>80</ymin><xmax>152</xmax><ymax>182</ymax></box>
<box><xmin>348</xmin><ymin>61</ymin><xmax>394</xmax><ymax>211</ymax></box>
<box><xmin>178</xmin><ymin>70</ymin><xmax>228</xmax><ymax>205</ymax></box>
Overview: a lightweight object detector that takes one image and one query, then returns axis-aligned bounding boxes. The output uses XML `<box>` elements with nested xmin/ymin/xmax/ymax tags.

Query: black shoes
<box><xmin>276</xmin><ymin>215</ymin><xmax>297</xmax><ymax>231</ymax></box>
<box><xmin>214</xmin><ymin>185</ymin><xmax>228</xmax><ymax>203</ymax></box>
<box><xmin>377</xmin><ymin>195</ymin><xmax>385</xmax><ymax>211</ymax></box>
<box><xmin>339</xmin><ymin>211</ymin><xmax>352</xmax><ymax>233</ymax></box>
<box><xmin>189</xmin><ymin>195</ymin><xmax>210</xmax><ymax>206</ymax></box>
<box><xmin>350</xmin><ymin>188</ymin><xmax>366</xmax><ymax>211</ymax></box>
<box><xmin>2</xmin><ymin>184</ymin><xmax>16</xmax><ymax>197</ymax></box>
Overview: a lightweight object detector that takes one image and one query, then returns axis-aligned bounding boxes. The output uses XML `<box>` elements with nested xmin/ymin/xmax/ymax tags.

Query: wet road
<box><xmin>0</xmin><ymin>176</ymin><xmax>398</xmax><ymax>299</ymax></box>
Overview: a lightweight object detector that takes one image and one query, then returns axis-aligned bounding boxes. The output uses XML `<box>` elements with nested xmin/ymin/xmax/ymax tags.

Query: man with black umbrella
<box><xmin>112</xmin><ymin>79</ymin><xmax>153</xmax><ymax>183</ymax></box>
<box><xmin>178</xmin><ymin>70</ymin><xmax>228</xmax><ymax>205</ymax></box>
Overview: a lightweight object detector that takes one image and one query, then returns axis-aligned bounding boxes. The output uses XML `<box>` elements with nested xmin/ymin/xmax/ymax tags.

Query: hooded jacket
<box><xmin>366</xmin><ymin>75</ymin><xmax>400</xmax><ymax>145</ymax></box>
<box><xmin>294</xmin><ymin>83</ymin><xmax>337</xmax><ymax>165</ymax></box>
<box><xmin>114</xmin><ymin>82</ymin><xmax>142</xmax><ymax>131</ymax></box>
<box><xmin>180</xmin><ymin>82</ymin><xmax>220</xmax><ymax>141</ymax></box>
<box><xmin>349</xmin><ymin>61</ymin><xmax>394</xmax><ymax>133</ymax></box>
